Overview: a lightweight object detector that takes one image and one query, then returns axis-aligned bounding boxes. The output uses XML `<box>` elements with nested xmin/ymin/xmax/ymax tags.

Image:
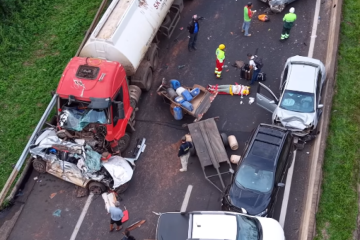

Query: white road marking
<box><xmin>70</xmin><ymin>193</ymin><xmax>94</xmax><ymax>240</ymax></box>
<box><xmin>279</xmin><ymin>150</ymin><xmax>297</xmax><ymax>228</ymax></box>
<box><xmin>308</xmin><ymin>0</ymin><xmax>322</xmax><ymax>58</ymax></box>
<box><xmin>180</xmin><ymin>185</ymin><xmax>193</xmax><ymax>213</ymax></box>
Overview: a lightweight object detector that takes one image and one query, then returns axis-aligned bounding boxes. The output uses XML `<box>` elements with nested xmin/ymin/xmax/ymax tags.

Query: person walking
<box><xmin>247</xmin><ymin>53</ymin><xmax>261</xmax><ymax>85</ymax></box>
<box><xmin>109</xmin><ymin>201</ymin><xmax>124</xmax><ymax>232</ymax></box>
<box><xmin>178</xmin><ymin>136</ymin><xmax>193</xmax><ymax>172</ymax></box>
<box><xmin>281</xmin><ymin>7</ymin><xmax>297</xmax><ymax>40</ymax></box>
<box><xmin>122</xmin><ymin>229</ymin><xmax>136</xmax><ymax>240</ymax></box>
<box><xmin>215</xmin><ymin>44</ymin><xmax>226</xmax><ymax>79</ymax></box>
<box><xmin>242</xmin><ymin>2</ymin><xmax>256</xmax><ymax>37</ymax></box>
<box><xmin>187</xmin><ymin>15</ymin><xmax>200</xmax><ymax>52</ymax></box>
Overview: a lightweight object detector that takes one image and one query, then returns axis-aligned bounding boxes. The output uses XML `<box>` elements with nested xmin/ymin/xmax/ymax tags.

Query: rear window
<box><xmin>250</xmin><ymin>140</ymin><xmax>279</xmax><ymax>160</ymax></box>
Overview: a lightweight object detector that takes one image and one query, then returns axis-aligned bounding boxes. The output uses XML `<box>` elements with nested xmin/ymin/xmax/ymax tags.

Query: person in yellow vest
<box><xmin>215</xmin><ymin>44</ymin><xmax>226</xmax><ymax>79</ymax></box>
<box><xmin>281</xmin><ymin>7</ymin><xmax>297</xmax><ymax>40</ymax></box>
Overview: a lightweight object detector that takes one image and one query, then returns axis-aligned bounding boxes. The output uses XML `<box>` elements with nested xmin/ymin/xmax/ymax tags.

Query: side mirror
<box><xmin>318</xmin><ymin>104</ymin><xmax>324</xmax><ymax>109</ymax></box>
<box><xmin>277</xmin><ymin>183</ymin><xmax>285</xmax><ymax>187</ymax></box>
<box><xmin>112</xmin><ymin>101</ymin><xmax>125</xmax><ymax>121</ymax></box>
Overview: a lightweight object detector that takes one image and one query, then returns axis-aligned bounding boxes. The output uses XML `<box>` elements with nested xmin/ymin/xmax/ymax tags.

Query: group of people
<box><xmin>187</xmin><ymin>2</ymin><xmax>297</xmax><ymax>80</ymax></box>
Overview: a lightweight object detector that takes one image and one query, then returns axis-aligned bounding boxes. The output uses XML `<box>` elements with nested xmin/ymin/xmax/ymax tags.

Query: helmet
<box><xmin>219</xmin><ymin>44</ymin><xmax>226</xmax><ymax>50</ymax></box>
<box><xmin>289</xmin><ymin>7</ymin><xmax>295</xmax><ymax>13</ymax></box>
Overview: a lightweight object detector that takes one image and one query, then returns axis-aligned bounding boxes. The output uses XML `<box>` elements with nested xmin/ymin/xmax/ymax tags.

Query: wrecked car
<box><xmin>30</xmin><ymin>127</ymin><xmax>146</xmax><ymax>195</ymax></box>
<box><xmin>258</xmin><ymin>0</ymin><xmax>297</xmax><ymax>13</ymax></box>
<box><xmin>256</xmin><ymin>56</ymin><xmax>326</xmax><ymax>139</ymax></box>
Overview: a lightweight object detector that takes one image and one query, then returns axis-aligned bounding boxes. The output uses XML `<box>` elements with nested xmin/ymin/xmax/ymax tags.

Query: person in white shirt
<box><xmin>247</xmin><ymin>53</ymin><xmax>260</xmax><ymax>85</ymax></box>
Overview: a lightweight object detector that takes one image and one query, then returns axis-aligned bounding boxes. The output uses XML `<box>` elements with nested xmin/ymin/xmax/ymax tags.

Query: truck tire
<box><xmin>33</xmin><ymin>158</ymin><xmax>46</xmax><ymax>173</ymax></box>
<box><xmin>161</xmin><ymin>14</ymin><xmax>171</xmax><ymax>28</ymax></box>
<box><xmin>119</xmin><ymin>132</ymin><xmax>131</xmax><ymax>152</ymax></box>
<box><xmin>88</xmin><ymin>182</ymin><xmax>106</xmax><ymax>195</ymax></box>
<box><xmin>143</xmin><ymin>67</ymin><xmax>153</xmax><ymax>91</ymax></box>
<box><xmin>147</xmin><ymin>43</ymin><xmax>159</xmax><ymax>70</ymax></box>
<box><xmin>132</xmin><ymin>61</ymin><xmax>153</xmax><ymax>91</ymax></box>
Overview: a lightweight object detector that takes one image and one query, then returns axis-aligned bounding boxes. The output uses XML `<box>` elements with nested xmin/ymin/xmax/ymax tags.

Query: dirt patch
<box><xmin>321</xmin><ymin>222</ymin><xmax>330</xmax><ymax>240</ymax></box>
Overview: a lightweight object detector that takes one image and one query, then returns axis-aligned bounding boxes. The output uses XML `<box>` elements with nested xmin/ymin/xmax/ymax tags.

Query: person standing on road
<box><xmin>109</xmin><ymin>201</ymin><xmax>124</xmax><ymax>232</ymax></box>
<box><xmin>122</xmin><ymin>229</ymin><xmax>136</xmax><ymax>240</ymax></box>
<box><xmin>247</xmin><ymin>53</ymin><xmax>261</xmax><ymax>85</ymax></box>
<box><xmin>178</xmin><ymin>136</ymin><xmax>193</xmax><ymax>172</ymax></box>
<box><xmin>187</xmin><ymin>15</ymin><xmax>199</xmax><ymax>52</ymax></box>
<box><xmin>242</xmin><ymin>2</ymin><xmax>256</xmax><ymax>37</ymax></box>
<box><xmin>281</xmin><ymin>7</ymin><xmax>297</xmax><ymax>40</ymax></box>
<box><xmin>215</xmin><ymin>44</ymin><xmax>226</xmax><ymax>79</ymax></box>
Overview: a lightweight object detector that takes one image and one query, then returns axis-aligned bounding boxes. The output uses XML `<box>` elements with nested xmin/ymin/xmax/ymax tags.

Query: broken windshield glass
<box><xmin>59</xmin><ymin>107</ymin><xmax>107</xmax><ymax>131</ymax></box>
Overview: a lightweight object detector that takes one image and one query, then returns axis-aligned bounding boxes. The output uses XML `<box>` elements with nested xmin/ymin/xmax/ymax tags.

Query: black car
<box><xmin>222</xmin><ymin>123</ymin><xmax>294</xmax><ymax>217</ymax></box>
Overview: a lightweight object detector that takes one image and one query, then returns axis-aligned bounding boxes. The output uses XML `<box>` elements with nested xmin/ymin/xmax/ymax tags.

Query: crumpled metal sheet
<box><xmin>275</xmin><ymin>108</ymin><xmax>316</xmax><ymax>131</ymax></box>
<box><xmin>102</xmin><ymin>156</ymin><xmax>133</xmax><ymax>188</ymax></box>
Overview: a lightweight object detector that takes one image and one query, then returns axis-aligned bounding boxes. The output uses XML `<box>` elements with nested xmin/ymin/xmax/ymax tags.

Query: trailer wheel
<box><xmin>143</xmin><ymin>67</ymin><xmax>153</xmax><ymax>91</ymax></box>
<box><xmin>116</xmin><ymin>182</ymin><xmax>130</xmax><ymax>195</ymax></box>
<box><xmin>161</xmin><ymin>14</ymin><xmax>171</xmax><ymax>28</ymax></box>
<box><xmin>119</xmin><ymin>132</ymin><xmax>131</xmax><ymax>153</ymax></box>
<box><xmin>220</xmin><ymin>133</ymin><xmax>229</xmax><ymax>147</ymax></box>
<box><xmin>147</xmin><ymin>43</ymin><xmax>159</xmax><ymax>70</ymax></box>
<box><xmin>33</xmin><ymin>158</ymin><xmax>46</xmax><ymax>173</ymax></box>
<box><xmin>88</xmin><ymin>182</ymin><xmax>106</xmax><ymax>195</ymax></box>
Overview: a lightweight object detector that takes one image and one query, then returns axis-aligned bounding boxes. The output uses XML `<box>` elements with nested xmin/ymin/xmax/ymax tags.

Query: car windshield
<box><xmin>235</xmin><ymin>164</ymin><xmax>274</xmax><ymax>193</ymax></box>
<box><xmin>59</xmin><ymin>106</ymin><xmax>107</xmax><ymax>131</ymax></box>
<box><xmin>236</xmin><ymin>215</ymin><xmax>260</xmax><ymax>240</ymax></box>
<box><xmin>279</xmin><ymin>90</ymin><xmax>315</xmax><ymax>113</ymax></box>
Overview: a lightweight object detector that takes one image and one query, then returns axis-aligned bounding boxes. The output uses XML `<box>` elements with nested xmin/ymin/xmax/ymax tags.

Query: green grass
<box><xmin>315</xmin><ymin>0</ymin><xmax>360</xmax><ymax>239</ymax></box>
<box><xmin>0</xmin><ymin>0</ymin><xmax>102</xmax><ymax>190</ymax></box>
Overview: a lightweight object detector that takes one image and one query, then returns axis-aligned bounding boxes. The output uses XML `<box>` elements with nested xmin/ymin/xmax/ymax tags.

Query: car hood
<box><xmin>274</xmin><ymin>108</ymin><xmax>315</xmax><ymax>131</ymax></box>
<box><xmin>228</xmin><ymin>184</ymin><xmax>271</xmax><ymax>216</ymax></box>
<box><xmin>257</xmin><ymin>217</ymin><xmax>285</xmax><ymax>240</ymax></box>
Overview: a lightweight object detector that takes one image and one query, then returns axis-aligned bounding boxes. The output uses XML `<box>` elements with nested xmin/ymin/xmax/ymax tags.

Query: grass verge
<box><xmin>0</xmin><ymin>0</ymin><xmax>102</xmax><ymax>191</ymax></box>
<box><xmin>315</xmin><ymin>0</ymin><xmax>360</xmax><ymax>239</ymax></box>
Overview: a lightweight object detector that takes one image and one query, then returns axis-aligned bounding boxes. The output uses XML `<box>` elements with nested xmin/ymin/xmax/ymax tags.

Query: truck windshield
<box><xmin>280</xmin><ymin>90</ymin><xmax>315</xmax><ymax>113</ymax></box>
<box><xmin>59</xmin><ymin>106</ymin><xmax>107</xmax><ymax>131</ymax></box>
<box><xmin>236</xmin><ymin>215</ymin><xmax>260</xmax><ymax>240</ymax></box>
<box><xmin>235</xmin><ymin>164</ymin><xmax>274</xmax><ymax>193</ymax></box>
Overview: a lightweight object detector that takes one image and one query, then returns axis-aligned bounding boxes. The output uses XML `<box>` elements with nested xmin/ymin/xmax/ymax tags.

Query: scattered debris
<box><xmin>33</xmin><ymin>177</ymin><xmax>38</xmax><ymax>181</ymax></box>
<box><xmin>188</xmin><ymin>36</ymin><xmax>190</xmax><ymax>38</ymax></box>
<box><xmin>306</xmin><ymin>152</ymin><xmax>310</xmax><ymax>154</ymax></box>
<box><xmin>240</xmin><ymin>101</ymin><xmax>243</xmax><ymax>105</ymax></box>
<box><xmin>230</xmin><ymin>32</ymin><xmax>233</xmax><ymax>35</ymax></box>
<box><xmin>249</xmin><ymin>97</ymin><xmax>255</xmax><ymax>105</ymax></box>
<box><xmin>178</xmin><ymin>65</ymin><xmax>185</xmax><ymax>69</ymax></box>
<box><xmin>226</xmin><ymin>69</ymin><xmax>230</xmax><ymax>72</ymax></box>
<box><xmin>50</xmin><ymin>193</ymin><xmax>57</xmax><ymax>199</ymax></box>
<box><xmin>53</xmin><ymin>209</ymin><xmax>61</xmax><ymax>217</ymax></box>
<box><xmin>180</xmin><ymin>27</ymin><xmax>184</xmax><ymax>30</ymax></box>
<box><xmin>224</xmin><ymin>65</ymin><xmax>228</xmax><ymax>68</ymax></box>
<box><xmin>16</xmin><ymin>190</ymin><xmax>23</xmax><ymax>197</ymax></box>
<box><xmin>125</xmin><ymin>220</ymin><xmax>146</xmax><ymax>232</ymax></box>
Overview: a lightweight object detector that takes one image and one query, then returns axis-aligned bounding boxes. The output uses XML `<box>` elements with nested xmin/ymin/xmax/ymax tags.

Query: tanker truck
<box><xmin>29</xmin><ymin>0</ymin><xmax>185</xmax><ymax>195</ymax></box>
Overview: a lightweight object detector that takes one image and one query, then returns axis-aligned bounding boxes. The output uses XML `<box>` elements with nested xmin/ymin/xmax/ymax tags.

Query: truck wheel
<box><xmin>88</xmin><ymin>182</ymin><xmax>106</xmax><ymax>195</ymax></box>
<box><xmin>147</xmin><ymin>43</ymin><xmax>159</xmax><ymax>70</ymax></box>
<box><xmin>119</xmin><ymin>133</ymin><xmax>131</xmax><ymax>152</ymax></box>
<box><xmin>220</xmin><ymin>133</ymin><xmax>229</xmax><ymax>147</ymax></box>
<box><xmin>143</xmin><ymin>67</ymin><xmax>153</xmax><ymax>91</ymax></box>
<box><xmin>161</xmin><ymin>15</ymin><xmax>171</xmax><ymax>28</ymax></box>
<box><xmin>116</xmin><ymin>182</ymin><xmax>130</xmax><ymax>195</ymax></box>
<box><xmin>33</xmin><ymin>158</ymin><xmax>46</xmax><ymax>173</ymax></box>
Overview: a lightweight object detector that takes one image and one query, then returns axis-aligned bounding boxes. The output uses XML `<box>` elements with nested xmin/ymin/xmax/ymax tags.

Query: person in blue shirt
<box><xmin>178</xmin><ymin>136</ymin><xmax>193</xmax><ymax>172</ymax></box>
<box><xmin>109</xmin><ymin>201</ymin><xmax>124</xmax><ymax>232</ymax></box>
<box><xmin>187</xmin><ymin>15</ymin><xmax>200</xmax><ymax>52</ymax></box>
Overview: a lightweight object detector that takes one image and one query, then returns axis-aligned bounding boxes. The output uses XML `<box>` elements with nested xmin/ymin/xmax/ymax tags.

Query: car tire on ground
<box><xmin>88</xmin><ymin>182</ymin><xmax>106</xmax><ymax>195</ymax></box>
<box><xmin>33</xmin><ymin>158</ymin><xmax>46</xmax><ymax>173</ymax></box>
<box><xmin>116</xmin><ymin>182</ymin><xmax>130</xmax><ymax>194</ymax></box>
<box><xmin>118</xmin><ymin>132</ymin><xmax>131</xmax><ymax>153</ymax></box>
<box><xmin>220</xmin><ymin>133</ymin><xmax>229</xmax><ymax>147</ymax></box>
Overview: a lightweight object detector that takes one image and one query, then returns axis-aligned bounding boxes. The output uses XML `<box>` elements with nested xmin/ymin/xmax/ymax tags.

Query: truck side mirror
<box><xmin>112</xmin><ymin>101</ymin><xmax>125</xmax><ymax>122</ymax></box>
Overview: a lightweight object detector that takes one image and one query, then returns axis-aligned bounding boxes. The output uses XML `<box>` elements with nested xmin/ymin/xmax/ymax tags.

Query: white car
<box><xmin>155</xmin><ymin>211</ymin><xmax>285</xmax><ymax>240</ymax></box>
<box><xmin>256</xmin><ymin>56</ymin><xmax>326</xmax><ymax>139</ymax></box>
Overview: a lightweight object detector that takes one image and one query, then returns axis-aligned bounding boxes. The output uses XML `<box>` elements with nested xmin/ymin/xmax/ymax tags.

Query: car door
<box><xmin>256</xmin><ymin>82</ymin><xmax>279</xmax><ymax>113</ymax></box>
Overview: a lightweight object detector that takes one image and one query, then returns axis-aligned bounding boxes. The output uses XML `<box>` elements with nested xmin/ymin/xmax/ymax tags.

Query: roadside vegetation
<box><xmin>0</xmin><ymin>0</ymin><xmax>102</xmax><ymax>191</ymax></box>
<box><xmin>315</xmin><ymin>0</ymin><xmax>360</xmax><ymax>239</ymax></box>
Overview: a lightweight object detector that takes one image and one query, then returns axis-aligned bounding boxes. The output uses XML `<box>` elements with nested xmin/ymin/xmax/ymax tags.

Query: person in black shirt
<box><xmin>187</xmin><ymin>15</ymin><xmax>200</xmax><ymax>52</ymax></box>
<box><xmin>178</xmin><ymin>136</ymin><xmax>193</xmax><ymax>172</ymax></box>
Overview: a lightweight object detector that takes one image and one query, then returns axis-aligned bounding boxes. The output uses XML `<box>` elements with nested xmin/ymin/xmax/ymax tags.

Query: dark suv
<box><xmin>222</xmin><ymin>123</ymin><xmax>293</xmax><ymax>217</ymax></box>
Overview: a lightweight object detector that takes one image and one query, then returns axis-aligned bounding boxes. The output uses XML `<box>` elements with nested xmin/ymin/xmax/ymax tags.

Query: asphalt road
<box><xmin>0</xmin><ymin>0</ymin><xmax>323</xmax><ymax>240</ymax></box>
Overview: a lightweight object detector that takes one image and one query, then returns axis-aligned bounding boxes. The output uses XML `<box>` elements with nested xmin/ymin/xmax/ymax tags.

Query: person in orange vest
<box><xmin>215</xmin><ymin>44</ymin><xmax>226</xmax><ymax>79</ymax></box>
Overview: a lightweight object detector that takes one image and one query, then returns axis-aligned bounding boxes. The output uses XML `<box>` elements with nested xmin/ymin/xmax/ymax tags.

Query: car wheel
<box><xmin>118</xmin><ymin>133</ymin><xmax>131</xmax><ymax>153</ymax></box>
<box><xmin>88</xmin><ymin>182</ymin><xmax>106</xmax><ymax>195</ymax></box>
<box><xmin>33</xmin><ymin>158</ymin><xmax>46</xmax><ymax>173</ymax></box>
<box><xmin>116</xmin><ymin>182</ymin><xmax>130</xmax><ymax>194</ymax></box>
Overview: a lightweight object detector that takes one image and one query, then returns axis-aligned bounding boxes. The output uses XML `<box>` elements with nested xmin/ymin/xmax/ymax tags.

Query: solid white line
<box><xmin>279</xmin><ymin>150</ymin><xmax>297</xmax><ymax>228</ymax></box>
<box><xmin>180</xmin><ymin>185</ymin><xmax>193</xmax><ymax>213</ymax></box>
<box><xmin>308</xmin><ymin>0</ymin><xmax>322</xmax><ymax>58</ymax></box>
<box><xmin>69</xmin><ymin>193</ymin><xmax>94</xmax><ymax>240</ymax></box>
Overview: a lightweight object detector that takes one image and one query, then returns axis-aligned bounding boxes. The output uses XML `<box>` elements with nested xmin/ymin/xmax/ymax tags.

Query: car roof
<box><xmin>286</xmin><ymin>63</ymin><xmax>317</xmax><ymax>93</ymax></box>
<box><xmin>191</xmin><ymin>213</ymin><xmax>237</xmax><ymax>239</ymax></box>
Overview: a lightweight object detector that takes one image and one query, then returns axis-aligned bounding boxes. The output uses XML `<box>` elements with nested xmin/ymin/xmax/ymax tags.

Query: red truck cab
<box><xmin>56</xmin><ymin>57</ymin><xmax>140</xmax><ymax>154</ymax></box>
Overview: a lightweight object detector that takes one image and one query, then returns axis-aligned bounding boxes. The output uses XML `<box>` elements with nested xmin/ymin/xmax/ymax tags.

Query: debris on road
<box><xmin>178</xmin><ymin>65</ymin><xmax>185</xmax><ymax>69</ymax></box>
<box><xmin>249</xmin><ymin>97</ymin><xmax>255</xmax><ymax>105</ymax></box>
<box><xmin>33</xmin><ymin>177</ymin><xmax>38</xmax><ymax>181</ymax></box>
<box><xmin>226</xmin><ymin>69</ymin><xmax>229</xmax><ymax>72</ymax></box>
<box><xmin>50</xmin><ymin>193</ymin><xmax>57</xmax><ymax>199</ymax></box>
<box><xmin>125</xmin><ymin>220</ymin><xmax>146</xmax><ymax>232</ymax></box>
<box><xmin>230</xmin><ymin>32</ymin><xmax>233</xmax><ymax>35</ymax></box>
<box><xmin>53</xmin><ymin>209</ymin><xmax>61</xmax><ymax>217</ymax></box>
<box><xmin>240</xmin><ymin>101</ymin><xmax>243</xmax><ymax>104</ymax></box>
<box><xmin>180</xmin><ymin>27</ymin><xmax>184</xmax><ymax>30</ymax></box>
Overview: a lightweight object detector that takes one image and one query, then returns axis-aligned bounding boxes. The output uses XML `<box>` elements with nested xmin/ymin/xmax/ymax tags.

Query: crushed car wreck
<box><xmin>30</xmin><ymin>128</ymin><xmax>146</xmax><ymax>195</ymax></box>
<box><xmin>259</xmin><ymin>0</ymin><xmax>297</xmax><ymax>13</ymax></box>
